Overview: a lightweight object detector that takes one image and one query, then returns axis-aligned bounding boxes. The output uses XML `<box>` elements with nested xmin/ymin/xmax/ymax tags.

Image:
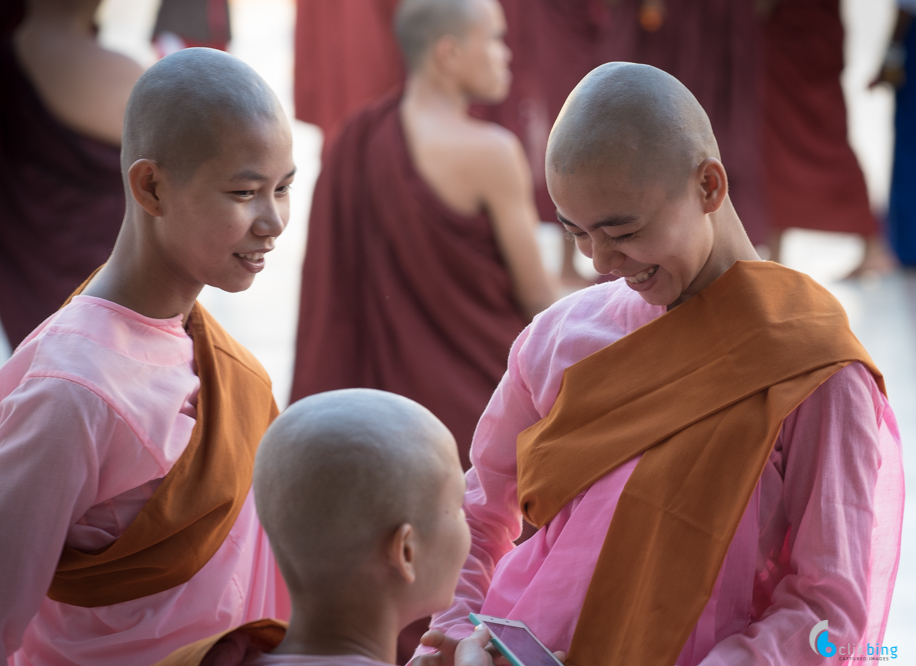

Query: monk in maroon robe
<box><xmin>761</xmin><ymin>0</ymin><xmax>894</xmax><ymax>273</ymax></box>
<box><xmin>0</xmin><ymin>0</ymin><xmax>142</xmax><ymax>349</ymax></box>
<box><xmin>291</xmin><ymin>0</ymin><xmax>555</xmax><ymax>477</ymax></box>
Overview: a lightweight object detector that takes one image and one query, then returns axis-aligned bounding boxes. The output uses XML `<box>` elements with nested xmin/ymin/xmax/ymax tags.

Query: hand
<box><xmin>412</xmin><ymin>630</ymin><xmax>462</xmax><ymax>666</ymax></box>
<box><xmin>455</xmin><ymin>625</ymin><xmax>498</xmax><ymax>666</ymax></box>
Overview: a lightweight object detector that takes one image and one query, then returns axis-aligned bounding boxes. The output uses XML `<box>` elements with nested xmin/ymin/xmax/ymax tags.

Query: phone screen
<box><xmin>481</xmin><ymin>621</ymin><xmax>560</xmax><ymax>666</ymax></box>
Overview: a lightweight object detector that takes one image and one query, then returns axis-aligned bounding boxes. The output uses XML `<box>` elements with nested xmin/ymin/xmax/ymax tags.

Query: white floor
<box><xmin>1</xmin><ymin>0</ymin><xmax>912</xmax><ymax>654</ymax></box>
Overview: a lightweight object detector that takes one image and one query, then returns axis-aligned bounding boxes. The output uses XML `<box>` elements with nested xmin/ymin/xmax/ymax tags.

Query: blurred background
<box><xmin>0</xmin><ymin>0</ymin><xmax>913</xmax><ymax>655</ymax></box>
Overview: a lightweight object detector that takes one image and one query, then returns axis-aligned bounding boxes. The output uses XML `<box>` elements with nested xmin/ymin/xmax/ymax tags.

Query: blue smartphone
<box><xmin>469</xmin><ymin>613</ymin><xmax>564</xmax><ymax>666</ymax></box>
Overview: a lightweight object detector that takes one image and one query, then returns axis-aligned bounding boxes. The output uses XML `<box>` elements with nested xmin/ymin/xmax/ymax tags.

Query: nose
<box><xmin>253</xmin><ymin>195</ymin><xmax>287</xmax><ymax>239</ymax></box>
<box><xmin>591</xmin><ymin>245</ymin><xmax>626</xmax><ymax>275</ymax></box>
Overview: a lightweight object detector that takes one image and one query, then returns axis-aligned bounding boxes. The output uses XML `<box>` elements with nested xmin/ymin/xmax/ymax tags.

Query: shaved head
<box><xmin>253</xmin><ymin>389</ymin><xmax>459</xmax><ymax>595</ymax></box>
<box><xmin>394</xmin><ymin>0</ymin><xmax>478</xmax><ymax>71</ymax></box>
<box><xmin>121</xmin><ymin>48</ymin><xmax>282</xmax><ymax>184</ymax></box>
<box><xmin>547</xmin><ymin>62</ymin><xmax>719</xmax><ymax>198</ymax></box>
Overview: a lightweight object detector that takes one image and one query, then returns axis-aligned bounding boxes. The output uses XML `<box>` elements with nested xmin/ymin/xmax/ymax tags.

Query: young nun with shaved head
<box><xmin>290</xmin><ymin>0</ymin><xmax>557</xmax><ymax>474</ymax></box>
<box><xmin>154</xmin><ymin>389</ymin><xmax>526</xmax><ymax>666</ymax></box>
<box><xmin>416</xmin><ymin>63</ymin><xmax>904</xmax><ymax>666</ymax></box>
<box><xmin>0</xmin><ymin>48</ymin><xmax>296</xmax><ymax>664</ymax></box>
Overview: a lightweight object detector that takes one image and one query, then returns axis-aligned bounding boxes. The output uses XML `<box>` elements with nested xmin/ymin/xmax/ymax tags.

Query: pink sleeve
<box><xmin>425</xmin><ymin>327</ymin><xmax>543</xmax><ymax>644</ymax></box>
<box><xmin>0</xmin><ymin>377</ymin><xmax>148</xmax><ymax>658</ymax></box>
<box><xmin>700</xmin><ymin>363</ymin><xmax>904</xmax><ymax>665</ymax></box>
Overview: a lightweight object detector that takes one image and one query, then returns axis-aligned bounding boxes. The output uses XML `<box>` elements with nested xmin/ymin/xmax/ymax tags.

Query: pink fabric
<box><xmin>0</xmin><ymin>296</ymin><xmax>286</xmax><ymax>666</ymax></box>
<box><xmin>423</xmin><ymin>280</ymin><xmax>903</xmax><ymax>665</ymax></box>
<box><xmin>242</xmin><ymin>653</ymin><xmax>388</xmax><ymax>666</ymax></box>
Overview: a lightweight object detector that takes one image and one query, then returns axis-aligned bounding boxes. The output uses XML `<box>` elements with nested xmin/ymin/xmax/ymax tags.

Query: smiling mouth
<box><xmin>235</xmin><ymin>252</ymin><xmax>265</xmax><ymax>262</ymax></box>
<box><xmin>624</xmin><ymin>265</ymin><xmax>659</xmax><ymax>284</ymax></box>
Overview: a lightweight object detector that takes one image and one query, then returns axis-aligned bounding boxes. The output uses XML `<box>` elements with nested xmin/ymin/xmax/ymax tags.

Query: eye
<box><xmin>276</xmin><ymin>184</ymin><xmax>292</xmax><ymax>194</ymax></box>
<box><xmin>610</xmin><ymin>232</ymin><xmax>637</xmax><ymax>244</ymax></box>
<box><xmin>563</xmin><ymin>229</ymin><xmax>587</xmax><ymax>241</ymax></box>
<box><xmin>232</xmin><ymin>190</ymin><xmax>255</xmax><ymax>197</ymax></box>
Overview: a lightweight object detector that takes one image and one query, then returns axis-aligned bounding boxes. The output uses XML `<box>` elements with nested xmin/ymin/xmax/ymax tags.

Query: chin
<box><xmin>211</xmin><ymin>277</ymin><xmax>256</xmax><ymax>294</ymax></box>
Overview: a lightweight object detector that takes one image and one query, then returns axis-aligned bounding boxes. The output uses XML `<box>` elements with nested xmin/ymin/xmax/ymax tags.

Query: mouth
<box><xmin>234</xmin><ymin>250</ymin><xmax>270</xmax><ymax>274</ymax></box>
<box><xmin>622</xmin><ymin>265</ymin><xmax>659</xmax><ymax>285</ymax></box>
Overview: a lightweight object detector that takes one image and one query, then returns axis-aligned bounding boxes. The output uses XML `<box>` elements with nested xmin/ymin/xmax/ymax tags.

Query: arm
<box><xmin>478</xmin><ymin>131</ymin><xmax>558</xmax><ymax>321</ymax></box>
<box><xmin>699</xmin><ymin>363</ymin><xmax>898</xmax><ymax>665</ymax></box>
<box><xmin>416</xmin><ymin>327</ymin><xmax>544</xmax><ymax>661</ymax></box>
<box><xmin>0</xmin><ymin>378</ymin><xmax>138</xmax><ymax>657</ymax></box>
<box><xmin>869</xmin><ymin>8</ymin><xmax>913</xmax><ymax>89</ymax></box>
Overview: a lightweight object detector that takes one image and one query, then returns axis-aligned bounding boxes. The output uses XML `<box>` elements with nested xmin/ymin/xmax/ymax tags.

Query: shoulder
<box><xmin>194</xmin><ymin>306</ymin><xmax>274</xmax><ymax>394</ymax></box>
<box><xmin>515</xmin><ymin>280</ymin><xmax>649</xmax><ymax>365</ymax></box>
<box><xmin>465</xmin><ymin>120</ymin><xmax>527</xmax><ymax>172</ymax></box>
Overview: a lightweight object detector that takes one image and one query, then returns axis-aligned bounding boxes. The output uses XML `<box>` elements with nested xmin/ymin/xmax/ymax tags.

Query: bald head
<box><xmin>121</xmin><ymin>48</ymin><xmax>282</xmax><ymax>184</ymax></box>
<box><xmin>547</xmin><ymin>62</ymin><xmax>719</xmax><ymax>198</ymax></box>
<box><xmin>394</xmin><ymin>0</ymin><xmax>478</xmax><ymax>72</ymax></box>
<box><xmin>253</xmin><ymin>389</ymin><xmax>459</xmax><ymax>594</ymax></box>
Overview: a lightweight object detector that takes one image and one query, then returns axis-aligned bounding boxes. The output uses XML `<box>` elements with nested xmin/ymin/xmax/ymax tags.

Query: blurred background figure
<box><xmin>599</xmin><ymin>0</ymin><xmax>767</xmax><ymax>245</ymax></box>
<box><xmin>293</xmin><ymin>0</ymin><xmax>402</xmax><ymax>149</ymax></box>
<box><xmin>0</xmin><ymin>0</ymin><xmax>142</xmax><ymax>351</ymax></box>
<box><xmin>877</xmin><ymin>0</ymin><xmax>916</xmax><ymax>266</ymax></box>
<box><xmin>760</xmin><ymin>0</ymin><xmax>896</xmax><ymax>275</ymax></box>
<box><xmin>151</xmin><ymin>0</ymin><xmax>231</xmax><ymax>57</ymax></box>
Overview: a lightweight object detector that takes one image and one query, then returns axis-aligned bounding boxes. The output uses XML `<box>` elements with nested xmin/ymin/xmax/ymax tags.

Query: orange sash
<box><xmin>152</xmin><ymin>619</ymin><xmax>288</xmax><ymax>666</ymax></box>
<box><xmin>517</xmin><ymin>261</ymin><xmax>883</xmax><ymax>666</ymax></box>
<box><xmin>47</xmin><ymin>277</ymin><xmax>279</xmax><ymax>607</ymax></box>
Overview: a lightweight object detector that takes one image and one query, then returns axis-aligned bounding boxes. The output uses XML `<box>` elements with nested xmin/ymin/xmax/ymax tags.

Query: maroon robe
<box><xmin>761</xmin><ymin>0</ymin><xmax>876</xmax><ymax>234</ymax></box>
<box><xmin>0</xmin><ymin>31</ymin><xmax>123</xmax><ymax>349</ymax></box>
<box><xmin>290</xmin><ymin>92</ymin><xmax>526</xmax><ymax>471</ymax></box>
<box><xmin>599</xmin><ymin>0</ymin><xmax>767</xmax><ymax>244</ymax></box>
<box><xmin>292</xmin><ymin>0</ymin><xmax>403</xmax><ymax>146</ymax></box>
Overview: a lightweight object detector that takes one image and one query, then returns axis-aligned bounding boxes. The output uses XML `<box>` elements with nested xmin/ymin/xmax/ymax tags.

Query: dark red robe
<box><xmin>598</xmin><ymin>0</ymin><xmax>767</xmax><ymax>243</ymax></box>
<box><xmin>0</xmin><ymin>28</ymin><xmax>123</xmax><ymax>349</ymax></box>
<box><xmin>292</xmin><ymin>0</ymin><xmax>403</xmax><ymax>146</ymax></box>
<box><xmin>761</xmin><ymin>0</ymin><xmax>876</xmax><ymax>234</ymax></box>
<box><xmin>290</xmin><ymin>92</ymin><xmax>526</xmax><ymax>471</ymax></box>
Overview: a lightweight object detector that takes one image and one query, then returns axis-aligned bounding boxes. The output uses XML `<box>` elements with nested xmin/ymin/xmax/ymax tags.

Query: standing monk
<box><xmin>762</xmin><ymin>0</ymin><xmax>895</xmax><ymax>273</ymax></box>
<box><xmin>0</xmin><ymin>0</ymin><xmax>143</xmax><ymax>351</ymax></box>
<box><xmin>416</xmin><ymin>63</ymin><xmax>903</xmax><ymax>666</ymax></box>
<box><xmin>0</xmin><ymin>48</ymin><xmax>295</xmax><ymax>665</ymax></box>
<box><xmin>290</xmin><ymin>0</ymin><xmax>557</xmax><ymax>470</ymax></box>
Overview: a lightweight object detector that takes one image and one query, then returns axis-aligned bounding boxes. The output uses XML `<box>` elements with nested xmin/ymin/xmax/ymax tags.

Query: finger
<box><xmin>553</xmin><ymin>651</ymin><xmax>568</xmax><ymax>663</ymax></box>
<box><xmin>466</xmin><ymin>624</ymin><xmax>491</xmax><ymax>648</ymax></box>
<box><xmin>421</xmin><ymin>630</ymin><xmax>447</xmax><ymax>649</ymax></box>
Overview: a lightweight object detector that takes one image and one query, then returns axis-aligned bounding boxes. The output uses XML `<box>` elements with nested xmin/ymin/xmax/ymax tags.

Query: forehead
<box><xmin>547</xmin><ymin>161</ymin><xmax>667</xmax><ymax>224</ymax></box>
<box><xmin>193</xmin><ymin>114</ymin><xmax>293</xmax><ymax>178</ymax></box>
<box><xmin>468</xmin><ymin>0</ymin><xmax>505</xmax><ymax>33</ymax></box>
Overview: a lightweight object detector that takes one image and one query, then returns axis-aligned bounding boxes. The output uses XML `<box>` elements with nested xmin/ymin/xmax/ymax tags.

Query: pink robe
<box><xmin>423</xmin><ymin>280</ymin><xmax>903</xmax><ymax>664</ymax></box>
<box><xmin>0</xmin><ymin>296</ymin><xmax>287</xmax><ymax>666</ymax></box>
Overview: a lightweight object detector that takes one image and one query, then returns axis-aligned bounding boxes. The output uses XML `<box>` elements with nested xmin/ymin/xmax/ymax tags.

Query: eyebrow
<box><xmin>230</xmin><ymin>167</ymin><xmax>297</xmax><ymax>182</ymax></box>
<box><xmin>556</xmin><ymin>211</ymin><xmax>640</xmax><ymax>231</ymax></box>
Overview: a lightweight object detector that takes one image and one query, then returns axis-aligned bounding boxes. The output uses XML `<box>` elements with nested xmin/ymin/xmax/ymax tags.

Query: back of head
<box><xmin>394</xmin><ymin>0</ymin><xmax>476</xmax><ymax>72</ymax></box>
<box><xmin>547</xmin><ymin>62</ymin><xmax>719</xmax><ymax>198</ymax></box>
<box><xmin>253</xmin><ymin>389</ymin><xmax>459</xmax><ymax>596</ymax></box>
<box><xmin>120</xmin><ymin>48</ymin><xmax>281</xmax><ymax>184</ymax></box>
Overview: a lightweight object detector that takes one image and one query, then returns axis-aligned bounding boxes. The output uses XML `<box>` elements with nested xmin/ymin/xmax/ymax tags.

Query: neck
<box><xmin>402</xmin><ymin>69</ymin><xmax>471</xmax><ymax>118</ymax></box>
<box><xmin>272</xmin><ymin>593</ymin><xmax>405</xmax><ymax>663</ymax></box>
<box><xmin>82</xmin><ymin>212</ymin><xmax>203</xmax><ymax>327</ymax></box>
<box><xmin>670</xmin><ymin>199</ymin><xmax>761</xmax><ymax>310</ymax></box>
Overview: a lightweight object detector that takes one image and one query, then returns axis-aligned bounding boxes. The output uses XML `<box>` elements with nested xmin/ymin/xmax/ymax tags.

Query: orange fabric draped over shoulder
<box><xmin>47</xmin><ymin>276</ymin><xmax>279</xmax><ymax>607</ymax></box>
<box><xmin>152</xmin><ymin>619</ymin><xmax>288</xmax><ymax>666</ymax></box>
<box><xmin>517</xmin><ymin>261</ymin><xmax>883</xmax><ymax>666</ymax></box>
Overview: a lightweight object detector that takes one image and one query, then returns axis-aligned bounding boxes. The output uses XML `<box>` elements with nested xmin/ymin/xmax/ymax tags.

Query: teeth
<box><xmin>625</xmin><ymin>265</ymin><xmax>658</xmax><ymax>284</ymax></box>
<box><xmin>237</xmin><ymin>253</ymin><xmax>264</xmax><ymax>261</ymax></box>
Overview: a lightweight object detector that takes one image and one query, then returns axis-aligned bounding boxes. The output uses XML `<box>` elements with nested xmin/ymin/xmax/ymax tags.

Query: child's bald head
<box><xmin>547</xmin><ymin>62</ymin><xmax>719</xmax><ymax>200</ymax></box>
<box><xmin>253</xmin><ymin>389</ymin><xmax>467</xmax><ymax>610</ymax></box>
<box><xmin>121</xmin><ymin>48</ymin><xmax>282</xmax><ymax>184</ymax></box>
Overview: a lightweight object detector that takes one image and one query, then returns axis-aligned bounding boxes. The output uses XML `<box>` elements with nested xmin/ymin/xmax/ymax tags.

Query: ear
<box><xmin>128</xmin><ymin>158</ymin><xmax>166</xmax><ymax>217</ymax></box>
<box><xmin>431</xmin><ymin>34</ymin><xmax>463</xmax><ymax>75</ymax></box>
<box><xmin>387</xmin><ymin>523</ymin><xmax>417</xmax><ymax>585</ymax></box>
<box><xmin>697</xmin><ymin>157</ymin><xmax>728</xmax><ymax>215</ymax></box>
